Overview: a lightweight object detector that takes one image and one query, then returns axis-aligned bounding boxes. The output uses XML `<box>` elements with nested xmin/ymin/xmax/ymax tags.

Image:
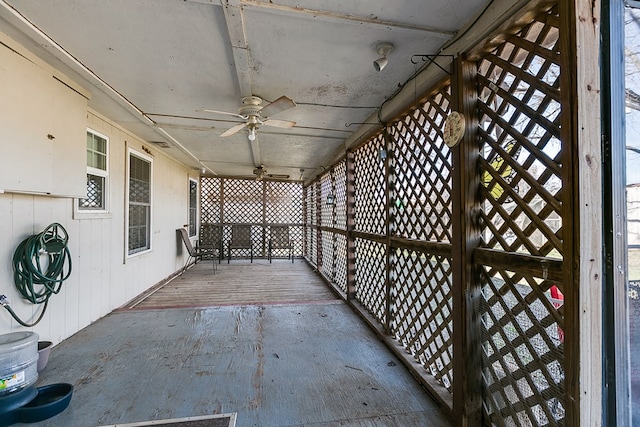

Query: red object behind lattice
<box><xmin>550</xmin><ymin>285</ymin><xmax>565</xmax><ymax>343</ymax></box>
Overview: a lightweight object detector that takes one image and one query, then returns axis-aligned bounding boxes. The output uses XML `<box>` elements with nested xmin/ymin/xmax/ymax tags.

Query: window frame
<box><xmin>75</xmin><ymin>128</ymin><xmax>110</xmax><ymax>218</ymax></box>
<box><xmin>126</xmin><ymin>148</ymin><xmax>153</xmax><ymax>257</ymax></box>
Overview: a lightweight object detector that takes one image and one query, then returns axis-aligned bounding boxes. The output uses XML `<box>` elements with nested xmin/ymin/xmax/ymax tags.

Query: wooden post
<box><xmin>262</xmin><ymin>180</ymin><xmax>267</xmax><ymax>258</ymax></box>
<box><xmin>451</xmin><ymin>55</ymin><xmax>482</xmax><ymax>427</ymax></box>
<box><xmin>384</xmin><ymin>127</ymin><xmax>393</xmax><ymax>334</ymax></box>
<box><xmin>559</xmin><ymin>0</ymin><xmax>603</xmax><ymax>425</ymax></box>
<box><xmin>316</xmin><ymin>179</ymin><xmax>322</xmax><ymax>269</ymax></box>
<box><xmin>330</xmin><ymin>166</ymin><xmax>337</xmax><ymax>281</ymax></box>
<box><xmin>302</xmin><ymin>185</ymin><xmax>307</xmax><ymax>260</ymax></box>
<box><xmin>346</xmin><ymin>150</ymin><xmax>356</xmax><ymax>300</ymax></box>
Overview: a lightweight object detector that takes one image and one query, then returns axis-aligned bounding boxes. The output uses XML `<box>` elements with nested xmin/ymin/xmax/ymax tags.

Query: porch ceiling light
<box><xmin>373</xmin><ymin>42</ymin><xmax>394</xmax><ymax>72</ymax></box>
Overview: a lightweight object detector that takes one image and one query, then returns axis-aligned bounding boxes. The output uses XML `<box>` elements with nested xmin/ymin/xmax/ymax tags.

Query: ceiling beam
<box><xmin>222</xmin><ymin>0</ymin><xmax>253</xmax><ymax>97</ymax></box>
<box><xmin>239</xmin><ymin>0</ymin><xmax>455</xmax><ymax>37</ymax></box>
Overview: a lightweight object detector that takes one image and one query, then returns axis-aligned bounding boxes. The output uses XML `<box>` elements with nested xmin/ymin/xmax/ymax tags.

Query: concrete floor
<box><xmin>29</xmin><ymin>263</ymin><xmax>451</xmax><ymax>427</ymax></box>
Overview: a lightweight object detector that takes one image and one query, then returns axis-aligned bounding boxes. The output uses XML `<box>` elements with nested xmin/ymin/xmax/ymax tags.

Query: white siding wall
<box><xmin>0</xmin><ymin>38</ymin><xmax>197</xmax><ymax>343</ymax></box>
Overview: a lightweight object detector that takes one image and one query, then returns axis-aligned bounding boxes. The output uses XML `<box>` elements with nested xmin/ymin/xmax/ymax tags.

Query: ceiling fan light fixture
<box><xmin>248</xmin><ymin>127</ymin><xmax>256</xmax><ymax>141</ymax></box>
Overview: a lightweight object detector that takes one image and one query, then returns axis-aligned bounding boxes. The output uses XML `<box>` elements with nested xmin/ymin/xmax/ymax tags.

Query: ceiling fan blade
<box><xmin>200</xmin><ymin>109</ymin><xmax>247</xmax><ymax>120</ymax></box>
<box><xmin>263</xmin><ymin>119</ymin><xmax>296</xmax><ymax>129</ymax></box>
<box><xmin>220</xmin><ymin>122</ymin><xmax>247</xmax><ymax>137</ymax></box>
<box><xmin>259</xmin><ymin>96</ymin><xmax>296</xmax><ymax>118</ymax></box>
<box><xmin>266</xmin><ymin>174</ymin><xmax>290</xmax><ymax>179</ymax></box>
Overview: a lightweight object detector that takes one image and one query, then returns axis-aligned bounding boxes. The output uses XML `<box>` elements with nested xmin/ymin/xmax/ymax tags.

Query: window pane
<box><xmin>128</xmin><ymin>152</ymin><xmax>151</xmax><ymax>255</ymax></box>
<box><xmin>87</xmin><ymin>132</ymin><xmax>107</xmax><ymax>170</ymax></box>
<box><xmin>129</xmin><ymin>155</ymin><xmax>150</xmax><ymax>203</ymax></box>
<box><xmin>79</xmin><ymin>174</ymin><xmax>105</xmax><ymax>209</ymax></box>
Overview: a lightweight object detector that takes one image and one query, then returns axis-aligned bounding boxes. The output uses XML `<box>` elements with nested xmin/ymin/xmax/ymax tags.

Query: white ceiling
<box><xmin>0</xmin><ymin>0</ymin><xmax>498</xmax><ymax>181</ymax></box>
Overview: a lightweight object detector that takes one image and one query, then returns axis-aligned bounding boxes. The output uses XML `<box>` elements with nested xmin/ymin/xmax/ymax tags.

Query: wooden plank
<box><xmin>126</xmin><ymin>260</ymin><xmax>339</xmax><ymax>309</ymax></box>
<box><xmin>559</xmin><ymin>0</ymin><xmax>603</xmax><ymax>425</ymax></box>
<box><xmin>346</xmin><ymin>150</ymin><xmax>357</xmax><ymax>300</ymax></box>
<box><xmin>389</xmin><ymin>237</ymin><xmax>453</xmax><ymax>258</ymax></box>
<box><xmin>474</xmin><ymin>248</ymin><xmax>563</xmax><ymax>282</ymax></box>
<box><xmin>451</xmin><ymin>56</ymin><xmax>483</xmax><ymax>427</ymax></box>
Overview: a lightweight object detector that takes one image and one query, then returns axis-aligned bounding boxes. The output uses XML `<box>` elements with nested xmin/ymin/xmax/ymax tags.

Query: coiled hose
<box><xmin>3</xmin><ymin>223</ymin><xmax>72</xmax><ymax>327</ymax></box>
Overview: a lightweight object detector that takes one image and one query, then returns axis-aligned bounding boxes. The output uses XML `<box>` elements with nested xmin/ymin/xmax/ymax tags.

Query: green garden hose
<box><xmin>2</xmin><ymin>223</ymin><xmax>72</xmax><ymax>327</ymax></box>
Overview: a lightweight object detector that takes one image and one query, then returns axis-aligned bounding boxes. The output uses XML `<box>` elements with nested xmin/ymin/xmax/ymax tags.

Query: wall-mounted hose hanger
<box><xmin>1</xmin><ymin>223</ymin><xmax>72</xmax><ymax>327</ymax></box>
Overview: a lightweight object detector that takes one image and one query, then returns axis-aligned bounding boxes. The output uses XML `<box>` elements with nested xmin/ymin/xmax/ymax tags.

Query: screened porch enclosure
<box><xmin>299</xmin><ymin>3</ymin><xmax>571</xmax><ymax>426</ymax></box>
<box><xmin>193</xmin><ymin>1</ymin><xmax>603</xmax><ymax>425</ymax></box>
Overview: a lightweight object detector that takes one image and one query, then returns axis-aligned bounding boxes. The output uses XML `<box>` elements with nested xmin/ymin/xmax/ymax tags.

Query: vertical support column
<box><xmin>303</xmin><ymin>185</ymin><xmax>308</xmax><ymax>260</ymax></box>
<box><xmin>346</xmin><ymin>150</ymin><xmax>356</xmax><ymax>300</ymax></box>
<box><xmin>220</xmin><ymin>178</ymin><xmax>226</xmax><ymax>255</ymax></box>
<box><xmin>331</xmin><ymin>166</ymin><xmax>337</xmax><ymax>281</ymax></box>
<box><xmin>384</xmin><ymin>127</ymin><xmax>393</xmax><ymax>334</ymax></box>
<box><xmin>316</xmin><ymin>179</ymin><xmax>322</xmax><ymax>270</ymax></box>
<box><xmin>560</xmin><ymin>0</ymin><xmax>603</xmax><ymax>425</ymax></box>
<box><xmin>451</xmin><ymin>56</ymin><xmax>482</xmax><ymax>427</ymax></box>
<box><xmin>262</xmin><ymin>180</ymin><xmax>267</xmax><ymax>258</ymax></box>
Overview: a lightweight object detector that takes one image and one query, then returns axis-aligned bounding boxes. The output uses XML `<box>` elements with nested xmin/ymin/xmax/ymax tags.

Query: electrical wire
<box><xmin>3</xmin><ymin>223</ymin><xmax>72</xmax><ymax>327</ymax></box>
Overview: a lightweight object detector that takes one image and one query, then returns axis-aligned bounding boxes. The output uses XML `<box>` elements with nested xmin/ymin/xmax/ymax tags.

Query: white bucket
<box><xmin>0</xmin><ymin>332</ymin><xmax>39</xmax><ymax>395</ymax></box>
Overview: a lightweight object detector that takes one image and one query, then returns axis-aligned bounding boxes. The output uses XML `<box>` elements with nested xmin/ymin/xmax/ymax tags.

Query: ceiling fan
<box><xmin>252</xmin><ymin>165</ymin><xmax>289</xmax><ymax>181</ymax></box>
<box><xmin>202</xmin><ymin>95</ymin><xmax>296</xmax><ymax>140</ymax></box>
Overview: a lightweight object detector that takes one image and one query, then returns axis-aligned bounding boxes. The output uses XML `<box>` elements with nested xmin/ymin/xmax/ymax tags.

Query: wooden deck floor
<box><xmin>32</xmin><ymin>260</ymin><xmax>452</xmax><ymax>427</ymax></box>
<box><xmin>126</xmin><ymin>259</ymin><xmax>339</xmax><ymax>309</ymax></box>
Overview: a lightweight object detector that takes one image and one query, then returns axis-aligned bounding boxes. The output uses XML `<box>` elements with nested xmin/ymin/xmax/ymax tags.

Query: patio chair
<box><xmin>177</xmin><ymin>228</ymin><xmax>216</xmax><ymax>274</ymax></box>
<box><xmin>227</xmin><ymin>225</ymin><xmax>253</xmax><ymax>263</ymax></box>
<box><xmin>200</xmin><ymin>223</ymin><xmax>223</xmax><ymax>263</ymax></box>
<box><xmin>268</xmin><ymin>225</ymin><xmax>293</xmax><ymax>263</ymax></box>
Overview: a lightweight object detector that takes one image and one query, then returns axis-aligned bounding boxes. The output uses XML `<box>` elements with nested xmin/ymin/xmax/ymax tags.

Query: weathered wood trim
<box><xmin>560</xmin><ymin>0</ymin><xmax>603</xmax><ymax>424</ymax></box>
<box><xmin>473</xmin><ymin>248</ymin><xmax>563</xmax><ymax>283</ymax></box>
<box><xmin>346</xmin><ymin>150</ymin><xmax>356</xmax><ymax>300</ymax></box>
<box><xmin>316</xmin><ymin>225</ymin><xmax>347</xmax><ymax>236</ymax></box>
<box><xmin>316</xmin><ymin>180</ymin><xmax>322</xmax><ymax>270</ymax></box>
<box><xmin>384</xmin><ymin>127</ymin><xmax>393</xmax><ymax>334</ymax></box>
<box><xmin>351</xmin><ymin>231</ymin><xmax>386</xmax><ymax>245</ymax></box>
<box><xmin>389</xmin><ymin>237</ymin><xmax>453</xmax><ymax>259</ymax></box>
<box><xmin>451</xmin><ymin>56</ymin><xmax>483</xmax><ymax>427</ymax></box>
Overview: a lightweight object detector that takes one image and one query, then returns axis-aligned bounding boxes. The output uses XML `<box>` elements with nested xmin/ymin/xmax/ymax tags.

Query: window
<box><xmin>188</xmin><ymin>178</ymin><xmax>198</xmax><ymax>237</ymax></box>
<box><xmin>127</xmin><ymin>150</ymin><xmax>152</xmax><ymax>255</ymax></box>
<box><xmin>79</xmin><ymin>129</ymin><xmax>108</xmax><ymax>211</ymax></box>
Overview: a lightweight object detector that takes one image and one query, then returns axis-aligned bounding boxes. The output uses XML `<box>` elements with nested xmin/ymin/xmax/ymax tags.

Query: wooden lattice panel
<box><xmin>222</xmin><ymin>179</ymin><xmax>263</xmax><ymax>224</ymax></box>
<box><xmin>475</xmin><ymin>5</ymin><xmax>565</xmax><ymax>426</ymax></box>
<box><xmin>481</xmin><ymin>267</ymin><xmax>565</xmax><ymax>426</ymax></box>
<box><xmin>355</xmin><ymin>238</ymin><xmax>387</xmax><ymax>324</ymax></box>
<box><xmin>200</xmin><ymin>177</ymin><xmax>221</xmax><ymax>224</ymax></box>
<box><xmin>334</xmin><ymin>233</ymin><xmax>348</xmax><ymax>293</ymax></box>
<box><xmin>391</xmin><ymin>87</ymin><xmax>453</xmax><ymax>242</ymax></box>
<box><xmin>320</xmin><ymin>230</ymin><xmax>334</xmax><ymax>280</ymax></box>
<box><xmin>200</xmin><ymin>178</ymin><xmax>303</xmax><ymax>259</ymax></box>
<box><xmin>477</xmin><ymin>5</ymin><xmax>562</xmax><ymax>258</ymax></box>
<box><xmin>265</xmin><ymin>181</ymin><xmax>303</xmax><ymax>224</ymax></box>
<box><xmin>334</xmin><ymin>160</ymin><xmax>347</xmax><ymax>230</ymax></box>
<box><xmin>303</xmin><ymin>186</ymin><xmax>312</xmax><ymax>259</ymax></box>
<box><xmin>392</xmin><ymin>249</ymin><xmax>454</xmax><ymax>392</ymax></box>
<box><xmin>304</xmin><ymin>184</ymin><xmax>318</xmax><ymax>265</ymax></box>
<box><xmin>354</xmin><ymin>134</ymin><xmax>386</xmax><ymax>235</ymax></box>
<box><xmin>320</xmin><ymin>173</ymin><xmax>334</xmax><ymax>228</ymax></box>
<box><xmin>310</xmin><ymin>226</ymin><xmax>318</xmax><ymax>267</ymax></box>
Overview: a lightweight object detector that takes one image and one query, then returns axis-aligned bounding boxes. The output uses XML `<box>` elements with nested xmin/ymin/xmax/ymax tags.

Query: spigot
<box><xmin>0</xmin><ymin>295</ymin><xmax>9</xmax><ymax>307</ymax></box>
